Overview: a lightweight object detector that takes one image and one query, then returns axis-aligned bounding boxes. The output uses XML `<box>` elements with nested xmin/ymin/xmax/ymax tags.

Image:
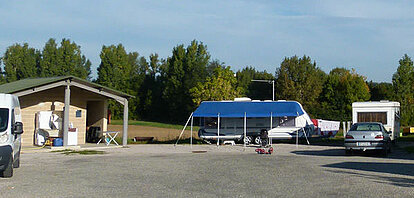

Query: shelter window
<box><xmin>279</xmin><ymin>116</ymin><xmax>295</xmax><ymax>127</ymax></box>
<box><xmin>0</xmin><ymin>108</ymin><xmax>9</xmax><ymax>132</ymax></box>
<box><xmin>357</xmin><ymin>112</ymin><xmax>387</xmax><ymax>124</ymax></box>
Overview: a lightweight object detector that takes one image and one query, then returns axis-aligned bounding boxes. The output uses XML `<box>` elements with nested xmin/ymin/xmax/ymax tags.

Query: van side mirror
<box><xmin>13</xmin><ymin>122</ymin><xmax>23</xmax><ymax>134</ymax></box>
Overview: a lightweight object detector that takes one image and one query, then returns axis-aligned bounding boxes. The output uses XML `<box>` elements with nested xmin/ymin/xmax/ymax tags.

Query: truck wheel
<box><xmin>1</xmin><ymin>154</ymin><xmax>13</xmax><ymax>178</ymax></box>
<box><xmin>13</xmin><ymin>149</ymin><xmax>21</xmax><ymax>168</ymax></box>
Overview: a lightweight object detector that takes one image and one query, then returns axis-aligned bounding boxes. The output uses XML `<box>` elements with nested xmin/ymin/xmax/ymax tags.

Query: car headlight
<box><xmin>0</xmin><ymin>133</ymin><xmax>9</xmax><ymax>144</ymax></box>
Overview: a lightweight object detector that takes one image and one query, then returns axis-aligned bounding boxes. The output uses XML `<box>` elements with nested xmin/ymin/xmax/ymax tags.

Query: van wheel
<box><xmin>1</xmin><ymin>154</ymin><xmax>13</xmax><ymax>178</ymax></box>
<box><xmin>13</xmin><ymin>149</ymin><xmax>21</xmax><ymax>168</ymax></box>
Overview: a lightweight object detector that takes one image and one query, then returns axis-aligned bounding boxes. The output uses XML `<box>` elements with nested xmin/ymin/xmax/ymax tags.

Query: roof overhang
<box><xmin>1</xmin><ymin>76</ymin><xmax>132</xmax><ymax>104</ymax></box>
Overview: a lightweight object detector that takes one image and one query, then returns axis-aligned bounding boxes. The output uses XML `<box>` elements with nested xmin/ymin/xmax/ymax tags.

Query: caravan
<box><xmin>352</xmin><ymin>101</ymin><xmax>400</xmax><ymax>142</ymax></box>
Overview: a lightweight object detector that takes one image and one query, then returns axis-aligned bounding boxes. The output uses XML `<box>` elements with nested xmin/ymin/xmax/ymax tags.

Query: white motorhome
<box><xmin>0</xmin><ymin>94</ymin><xmax>24</xmax><ymax>177</ymax></box>
<box><xmin>352</xmin><ymin>101</ymin><xmax>400</xmax><ymax>141</ymax></box>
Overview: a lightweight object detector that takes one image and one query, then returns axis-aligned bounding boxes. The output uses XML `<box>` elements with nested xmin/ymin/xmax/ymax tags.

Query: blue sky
<box><xmin>1</xmin><ymin>0</ymin><xmax>414</xmax><ymax>82</ymax></box>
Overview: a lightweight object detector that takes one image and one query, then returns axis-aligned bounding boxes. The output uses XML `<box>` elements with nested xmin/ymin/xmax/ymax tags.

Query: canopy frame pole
<box><xmin>217</xmin><ymin>113</ymin><xmax>220</xmax><ymax>147</ymax></box>
<box><xmin>270</xmin><ymin>112</ymin><xmax>273</xmax><ymax>146</ymax></box>
<box><xmin>190</xmin><ymin>115</ymin><xmax>193</xmax><ymax>149</ymax></box>
<box><xmin>303</xmin><ymin>127</ymin><xmax>310</xmax><ymax>145</ymax></box>
<box><xmin>296</xmin><ymin>112</ymin><xmax>299</xmax><ymax>148</ymax></box>
<box><xmin>244</xmin><ymin>112</ymin><xmax>247</xmax><ymax>148</ymax></box>
<box><xmin>175</xmin><ymin>112</ymin><xmax>193</xmax><ymax>147</ymax></box>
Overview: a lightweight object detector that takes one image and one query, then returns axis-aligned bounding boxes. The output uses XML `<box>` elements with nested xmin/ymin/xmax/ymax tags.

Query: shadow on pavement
<box><xmin>292</xmin><ymin>149</ymin><xmax>345</xmax><ymax>157</ymax></box>
<box><xmin>271</xmin><ymin>139</ymin><xmax>345</xmax><ymax>147</ymax></box>
<box><xmin>292</xmin><ymin>147</ymin><xmax>414</xmax><ymax>160</ymax></box>
<box><xmin>325</xmin><ymin>169</ymin><xmax>414</xmax><ymax>187</ymax></box>
<box><xmin>324</xmin><ymin>162</ymin><xmax>414</xmax><ymax>177</ymax></box>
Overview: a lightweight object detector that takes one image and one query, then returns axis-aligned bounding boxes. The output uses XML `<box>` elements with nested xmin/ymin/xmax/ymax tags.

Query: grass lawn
<box><xmin>110</xmin><ymin>120</ymin><xmax>199</xmax><ymax>131</ymax></box>
<box><xmin>52</xmin><ymin>149</ymin><xmax>107</xmax><ymax>155</ymax></box>
<box><xmin>114</xmin><ymin>137</ymin><xmax>203</xmax><ymax>145</ymax></box>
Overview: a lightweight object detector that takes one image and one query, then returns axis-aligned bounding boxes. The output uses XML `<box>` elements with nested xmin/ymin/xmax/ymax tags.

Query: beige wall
<box><xmin>19</xmin><ymin>86</ymin><xmax>108</xmax><ymax>146</ymax></box>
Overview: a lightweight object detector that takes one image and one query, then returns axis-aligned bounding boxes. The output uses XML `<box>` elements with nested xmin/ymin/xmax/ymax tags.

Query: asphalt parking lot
<box><xmin>0</xmin><ymin>144</ymin><xmax>413</xmax><ymax>198</ymax></box>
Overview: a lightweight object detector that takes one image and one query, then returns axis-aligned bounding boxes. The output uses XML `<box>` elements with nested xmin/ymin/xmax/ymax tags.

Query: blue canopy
<box><xmin>193</xmin><ymin>101</ymin><xmax>305</xmax><ymax>118</ymax></box>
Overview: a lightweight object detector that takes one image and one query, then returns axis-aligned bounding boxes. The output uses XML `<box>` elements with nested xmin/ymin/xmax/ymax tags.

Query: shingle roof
<box><xmin>0</xmin><ymin>76</ymin><xmax>133</xmax><ymax>98</ymax></box>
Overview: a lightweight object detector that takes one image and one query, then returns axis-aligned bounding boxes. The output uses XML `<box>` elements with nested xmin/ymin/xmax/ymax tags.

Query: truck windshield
<box><xmin>350</xmin><ymin>123</ymin><xmax>381</xmax><ymax>131</ymax></box>
<box><xmin>0</xmin><ymin>108</ymin><xmax>9</xmax><ymax>132</ymax></box>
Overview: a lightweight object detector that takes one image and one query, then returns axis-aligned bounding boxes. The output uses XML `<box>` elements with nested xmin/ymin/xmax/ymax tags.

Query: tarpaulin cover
<box><xmin>193</xmin><ymin>101</ymin><xmax>305</xmax><ymax>118</ymax></box>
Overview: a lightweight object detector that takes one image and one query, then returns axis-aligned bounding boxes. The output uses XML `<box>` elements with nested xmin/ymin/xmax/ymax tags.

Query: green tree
<box><xmin>39</xmin><ymin>38</ymin><xmax>91</xmax><ymax>79</ymax></box>
<box><xmin>39</xmin><ymin>39</ymin><xmax>59</xmax><ymax>77</ymax></box>
<box><xmin>319</xmin><ymin>68</ymin><xmax>370</xmax><ymax>121</ymax></box>
<box><xmin>163</xmin><ymin>40</ymin><xmax>210</xmax><ymax>123</ymax></box>
<box><xmin>368</xmin><ymin>81</ymin><xmax>393</xmax><ymax>101</ymax></box>
<box><xmin>96</xmin><ymin>44</ymin><xmax>143</xmax><ymax>119</ymax></box>
<box><xmin>275</xmin><ymin>55</ymin><xmax>326</xmax><ymax>116</ymax></box>
<box><xmin>191</xmin><ymin>66</ymin><xmax>241</xmax><ymax>105</ymax></box>
<box><xmin>135</xmin><ymin>54</ymin><xmax>166</xmax><ymax>121</ymax></box>
<box><xmin>58</xmin><ymin>39</ymin><xmax>91</xmax><ymax>79</ymax></box>
<box><xmin>2</xmin><ymin>43</ymin><xmax>41</xmax><ymax>82</ymax></box>
<box><xmin>392</xmin><ymin>54</ymin><xmax>414</xmax><ymax>126</ymax></box>
<box><xmin>236</xmin><ymin>67</ymin><xmax>274</xmax><ymax>100</ymax></box>
<box><xmin>0</xmin><ymin>59</ymin><xmax>4</xmax><ymax>84</ymax></box>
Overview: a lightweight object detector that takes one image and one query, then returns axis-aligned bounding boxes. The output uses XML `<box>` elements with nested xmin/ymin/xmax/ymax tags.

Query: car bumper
<box><xmin>344</xmin><ymin>141</ymin><xmax>385</xmax><ymax>150</ymax></box>
<box><xmin>0</xmin><ymin>145</ymin><xmax>12</xmax><ymax>170</ymax></box>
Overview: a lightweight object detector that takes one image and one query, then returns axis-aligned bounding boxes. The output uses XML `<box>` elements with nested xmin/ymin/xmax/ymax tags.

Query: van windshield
<box><xmin>0</xmin><ymin>108</ymin><xmax>9</xmax><ymax>132</ymax></box>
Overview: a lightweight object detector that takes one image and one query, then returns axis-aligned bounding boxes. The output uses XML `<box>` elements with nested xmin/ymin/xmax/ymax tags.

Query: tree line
<box><xmin>0</xmin><ymin>38</ymin><xmax>413</xmax><ymax>126</ymax></box>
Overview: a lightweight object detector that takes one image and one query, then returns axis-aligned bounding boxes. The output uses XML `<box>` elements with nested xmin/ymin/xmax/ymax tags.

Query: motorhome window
<box><xmin>0</xmin><ymin>108</ymin><xmax>9</xmax><ymax>132</ymax></box>
<box><xmin>204</xmin><ymin>117</ymin><xmax>218</xmax><ymax>129</ymax></box>
<box><xmin>357</xmin><ymin>112</ymin><xmax>387</xmax><ymax>124</ymax></box>
<box><xmin>279</xmin><ymin>116</ymin><xmax>295</xmax><ymax>127</ymax></box>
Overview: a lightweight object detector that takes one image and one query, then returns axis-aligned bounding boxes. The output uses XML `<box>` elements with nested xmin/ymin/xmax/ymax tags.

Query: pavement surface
<box><xmin>0</xmin><ymin>144</ymin><xmax>413</xmax><ymax>198</ymax></box>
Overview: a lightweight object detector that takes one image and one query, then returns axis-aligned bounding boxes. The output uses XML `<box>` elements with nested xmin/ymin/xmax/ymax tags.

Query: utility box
<box><xmin>352</xmin><ymin>101</ymin><xmax>400</xmax><ymax>141</ymax></box>
<box><xmin>68</xmin><ymin>128</ymin><xmax>78</xmax><ymax>146</ymax></box>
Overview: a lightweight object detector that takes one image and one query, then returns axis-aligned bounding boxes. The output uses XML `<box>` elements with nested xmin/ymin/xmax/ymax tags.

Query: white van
<box><xmin>0</xmin><ymin>94</ymin><xmax>23</xmax><ymax>177</ymax></box>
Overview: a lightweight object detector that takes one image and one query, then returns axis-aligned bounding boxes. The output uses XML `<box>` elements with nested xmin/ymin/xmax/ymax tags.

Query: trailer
<box><xmin>352</xmin><ymin>101</ymin><xmax>400</xmax><ymax>141</ymax></box>
<box><xmin>193</xmin><ymin>99</ymin><xmax>314</xmax><ymax>145</ymax></box>
<box><xmin>311</xmin><ymin>119</ymin><xmax>340</xmax><ymax>138</ymax></box>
